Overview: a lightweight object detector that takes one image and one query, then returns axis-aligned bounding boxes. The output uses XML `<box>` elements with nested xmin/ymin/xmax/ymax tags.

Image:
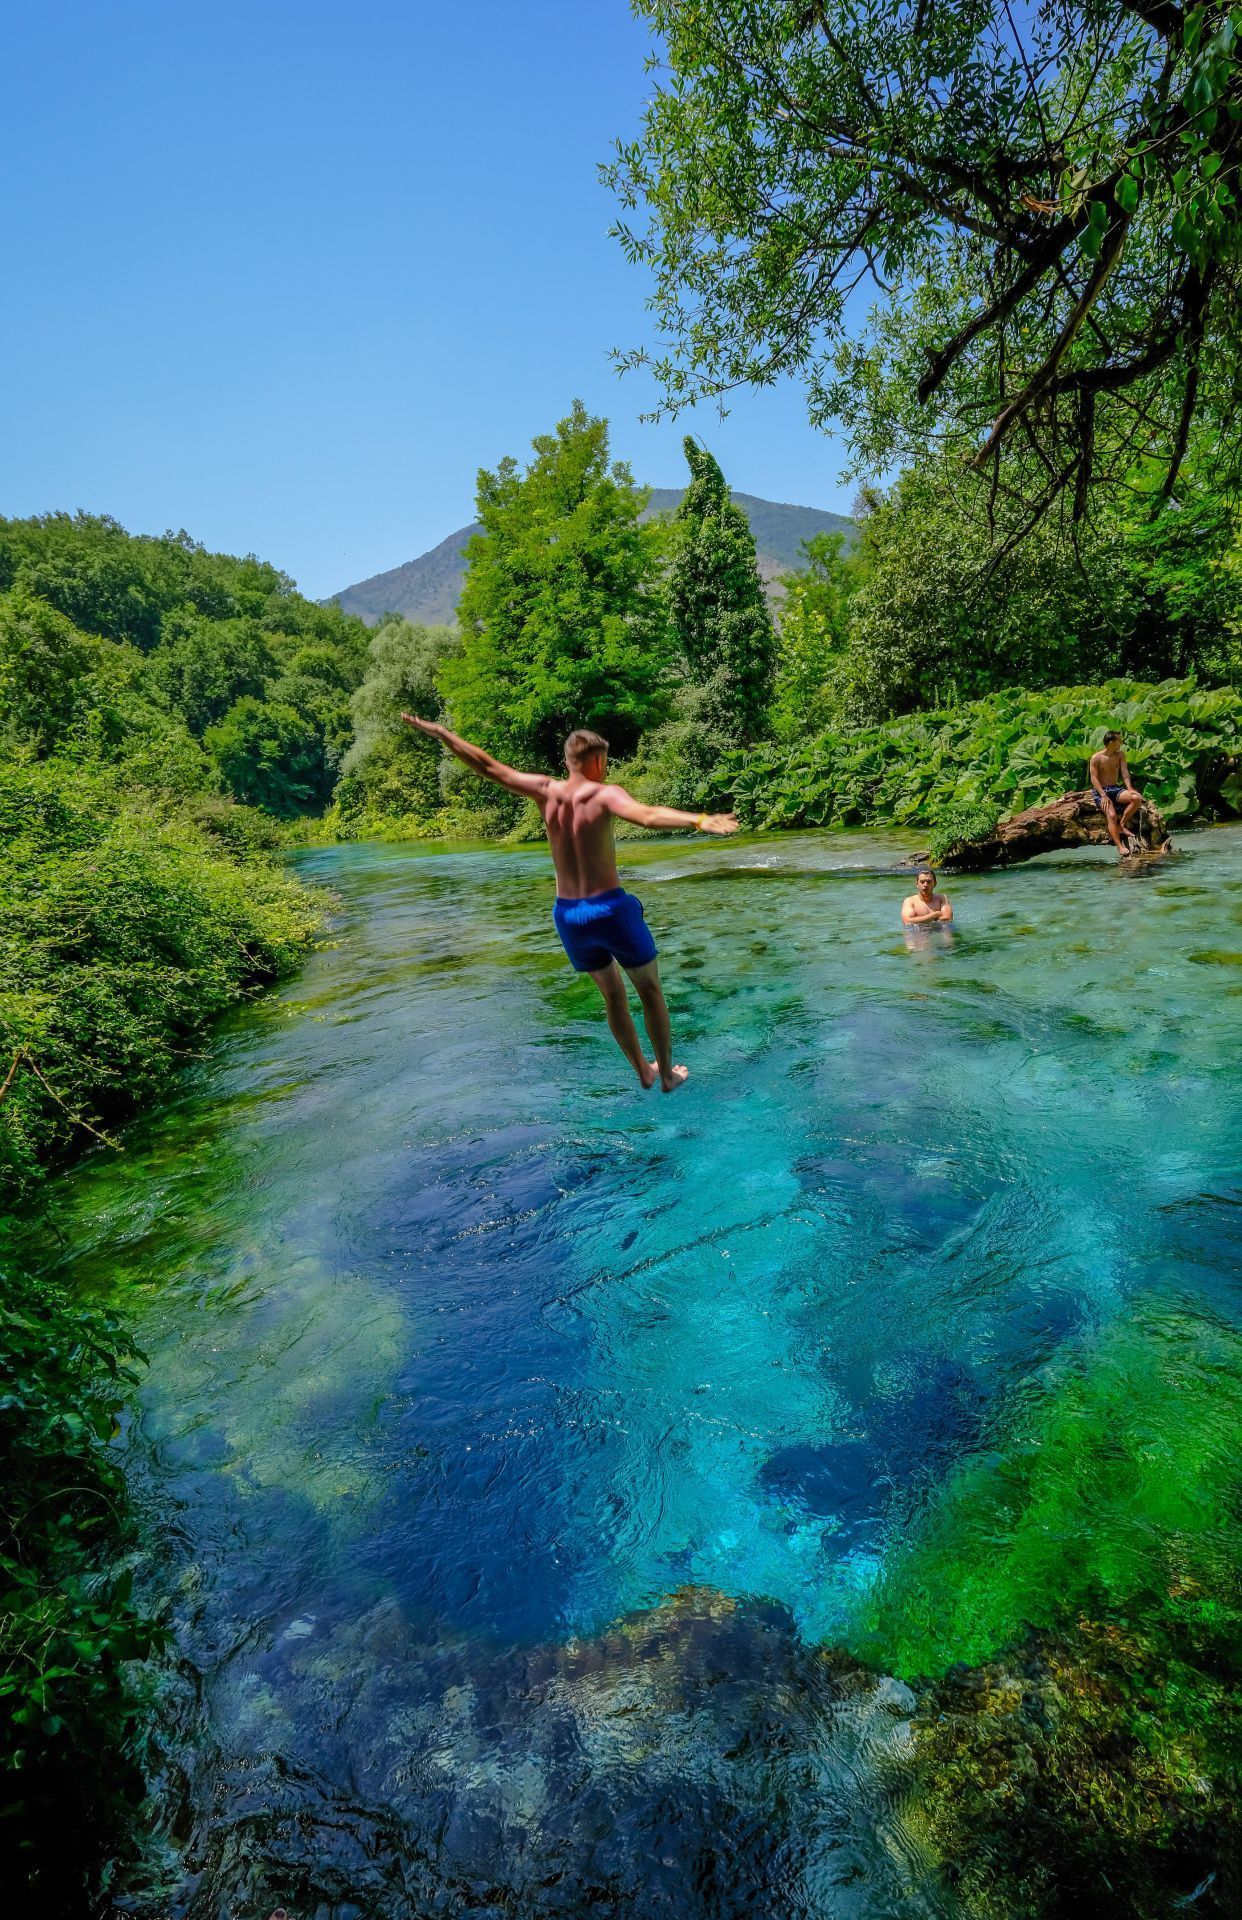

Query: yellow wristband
<box><xmin>696</xmin><ymin>814</ymin><xmax>708</xmax><ymax>830</ymax></box>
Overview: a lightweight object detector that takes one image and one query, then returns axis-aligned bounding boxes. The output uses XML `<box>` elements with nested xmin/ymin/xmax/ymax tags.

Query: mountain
<box><xmin>329</xmin><ymin>490</ymin><xmax>855</xmax><ymax>627</ymax></box>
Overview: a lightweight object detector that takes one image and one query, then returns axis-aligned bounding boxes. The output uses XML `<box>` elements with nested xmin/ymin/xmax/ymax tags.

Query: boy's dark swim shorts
<box><xmin>553</xmin><ymin>888</ymin><xmax>657</xmax><ymax>973</ymax></box>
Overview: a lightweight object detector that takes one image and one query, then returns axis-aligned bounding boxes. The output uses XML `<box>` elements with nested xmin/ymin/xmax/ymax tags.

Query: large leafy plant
<box><xmin>714</xmin><ymin>678</ymin><xmax>1242</xmax><ymax>829</ymax></box>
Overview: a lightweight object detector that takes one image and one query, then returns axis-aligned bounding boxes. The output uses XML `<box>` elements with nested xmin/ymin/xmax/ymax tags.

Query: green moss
<box><xmin>846</xmin><ymin>1310</ymin><xmax>1242</xmax><ymax>1916</ymax></box>
<box><xmin>851</xmin><ymin>1309</ymin><xmax>1242</xmax><ymax>1678</ymax></box>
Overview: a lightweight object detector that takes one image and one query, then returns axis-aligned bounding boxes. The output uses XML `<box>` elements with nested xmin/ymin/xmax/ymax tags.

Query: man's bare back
<box><xmin>540</xmin><ymin>777</ymin><xmax>625</xmax><ymax>897</ymax></box>
<box><xmin>401</xmin><ymin>715</ymin><xmax>737</xmax><ymax>1090</ymax></box>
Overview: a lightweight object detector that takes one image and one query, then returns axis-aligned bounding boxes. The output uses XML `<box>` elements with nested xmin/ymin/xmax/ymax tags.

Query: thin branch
<box><xmin>970</xmin><ymin>206</ymin><xmax>1131</xmax><ymax>464</ymax></box>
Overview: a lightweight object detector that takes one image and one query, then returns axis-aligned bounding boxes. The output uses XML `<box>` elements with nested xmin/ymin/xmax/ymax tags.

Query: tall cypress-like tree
<box><xmin>668</xmin><ymin>439</ymin><xmax>775</xmax><ymax>748</ymax></box>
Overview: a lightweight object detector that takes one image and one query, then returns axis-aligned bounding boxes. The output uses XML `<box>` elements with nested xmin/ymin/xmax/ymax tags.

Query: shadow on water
<box><xmin>27</xmin><ymin>826</ymin><xmax>1242</xmax><ymax>1916</ymax></box>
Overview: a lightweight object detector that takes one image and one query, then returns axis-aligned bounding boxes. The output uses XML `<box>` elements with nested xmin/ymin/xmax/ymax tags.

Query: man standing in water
<box><xmin>1088</xmin><ymin>729</ymin><xmax>1146</xmax><ymax>857</ymax></box>
<box><xmin>901</xmin><ymin>869</ymin><xmax>953</xmax><ymax>925</ymax></box>
<box><xmin>401</xmin><ymin>716</ymin><xmax>738</xmax><ymax>1090</ymax></box>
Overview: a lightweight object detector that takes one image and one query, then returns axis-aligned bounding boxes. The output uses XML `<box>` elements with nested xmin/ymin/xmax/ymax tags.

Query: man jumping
<box><xmin>401</xmin><ymin>716</ymin><xmax>738</xmax><ymax>1090</ymax></box>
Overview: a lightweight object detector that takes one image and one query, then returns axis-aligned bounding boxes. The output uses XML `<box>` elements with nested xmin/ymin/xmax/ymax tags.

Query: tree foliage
<box><xmin>336</xmin><ymin>618</ymin><xmax>461</xmax><ymax>824</ymax></box>
<box><xmin>607</xmin><ymin>0</ymin><xmax>1242</xmax><ymax>544</ymax></box>
<box><xmin>0</xmin><ymin>513</ymin><xmax>369</xmax><ymax>813</ymax></box>
<box><xmin>772</xmin><ymin>530</ymin><xmax>858</xmax><ymax>736</ymax></box>
<box><xmin>668</xmin><ymin>437</ymin><xmax>777</xmax><ymax>747</ymax></box>
<box><xmin>785</xmin><ymin>458</ymin><xmax>1241</xmax><ymax>721</ymax></box>
<box><xmin>146</xmin><ymin>613</ymin><xmax>275</xmax><ymax>736</ymax></box>
<box><xmin>439</xmin><ymin>402</ymin><xmax>671</xmax><ymax>774</ymax></box>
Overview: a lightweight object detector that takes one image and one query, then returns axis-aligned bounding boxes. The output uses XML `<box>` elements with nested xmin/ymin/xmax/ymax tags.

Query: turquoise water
<box><xmin>40</xmin><ymin>826</ymin><xmax>1242</xmax><ymax>1915</ymax></box>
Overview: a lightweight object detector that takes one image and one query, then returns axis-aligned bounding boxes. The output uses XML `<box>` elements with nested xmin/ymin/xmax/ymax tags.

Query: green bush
<box><xmin>926</xmin><ymin>801</ymin><xmax>1002</xmax><ymax>865</ymax></box>
<box><xmin>714</xmin><ymin>678</ymin><xmax>1242</xmax><ymax>833</ymax></box>
<box><xmin>0</xmin><ymin>1256</ymin><xmax>163</xmax><ymax>1908</ymax></box>
<box><xmin>0</xmin><ymin>759</ymin><xmax>324</xmax><ymax>1202</ymax></box>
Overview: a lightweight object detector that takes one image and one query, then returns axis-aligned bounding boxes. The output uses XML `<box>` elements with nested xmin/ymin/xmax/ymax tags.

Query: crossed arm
<box><xmin>401</xmin><ymin>715</ymin><xmax>737</xmax><ymax>832</ymax></box>
<box><xmin>902</xmin><ymin>895</ymin><xmax>953</xmax><ymax>924</ymax></box>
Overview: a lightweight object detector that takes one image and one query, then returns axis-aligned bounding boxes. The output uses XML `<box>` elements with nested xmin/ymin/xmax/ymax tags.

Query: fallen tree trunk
<box><xmin>917</xmin><ymin>790</ymin><xmax>1172</xmax><ymax>873</ymax></box>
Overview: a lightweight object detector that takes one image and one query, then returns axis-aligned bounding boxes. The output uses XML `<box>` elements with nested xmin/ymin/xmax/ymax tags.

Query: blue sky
<box><xmin>0</xmin><ymin>2</ymin><xmax>856</xmax><ymax>600</ymax></box>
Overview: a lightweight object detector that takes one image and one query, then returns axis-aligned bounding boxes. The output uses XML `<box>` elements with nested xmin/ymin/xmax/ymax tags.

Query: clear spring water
<box><xmin>40</xmin><ymin>826</ymin><xmax>1242</xmax><ymax>1917</ymax></box>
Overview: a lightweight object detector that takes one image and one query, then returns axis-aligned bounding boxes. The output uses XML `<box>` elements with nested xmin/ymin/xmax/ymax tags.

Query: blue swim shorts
<box><xmin>1092</xmin><ymin>783</ymin><xmax>1125</xmax><ymax>811</ymax></box>
<box><xmin>553</xmin><ymin>887</ymin><xmax>657</xmax><ymax>974</ymax></box>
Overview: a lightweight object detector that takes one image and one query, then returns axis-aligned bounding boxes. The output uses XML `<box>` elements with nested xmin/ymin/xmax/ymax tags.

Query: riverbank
<box><xmin>0</xmin><ymin>760</ymin><xmax>328</xmax><ymax>1912</ymax></box>
<box><xmin>290</xmin><ymin>677</ymin><xmax>1242</xmax><ymax>856</ymax></box>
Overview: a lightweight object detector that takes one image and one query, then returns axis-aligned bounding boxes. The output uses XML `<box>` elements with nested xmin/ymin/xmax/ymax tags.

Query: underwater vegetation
<box><xmin>851</xmin><ymin>1307</ymin><xmax>1242</xmax><ymax>1916</ymax></box>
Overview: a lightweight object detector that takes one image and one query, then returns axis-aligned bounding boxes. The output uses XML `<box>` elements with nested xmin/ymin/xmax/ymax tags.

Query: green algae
<box><xmin>851</xmin><ymin>1307</ymin><xmax>1242</xmax><ymax>1676</ymax></box>
<box><xmin>847</xmin><ymin>1309</ymin><xmax>1242</xmax><ymax>1915</ymax></box>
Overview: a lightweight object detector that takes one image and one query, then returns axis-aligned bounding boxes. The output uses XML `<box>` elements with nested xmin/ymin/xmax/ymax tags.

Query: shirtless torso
<box><xmin>539</xmin><ymin>777</ymin><xmax>626</xmax><ymax>897</ymax></box>
<box><xmin>901</xmin><ymin>871</ymin><xmax>953</xmax><ymax>925</ymax></box>
<box><xmin>1088</xmin><ymin>746</ymin><xmax>1128</xmax><ymax>791</ymax></box>
<box><xmin>1088</xmin><ymin>736</ymin><xmax>1144</xmax><ymax>856</ymax></box>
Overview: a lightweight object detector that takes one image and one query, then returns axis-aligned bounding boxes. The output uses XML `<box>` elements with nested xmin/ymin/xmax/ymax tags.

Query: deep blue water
<box><xmin>39</xmin><ymin>825</ymin><xmax>1242</xmax><ymax>1917</ymax></box>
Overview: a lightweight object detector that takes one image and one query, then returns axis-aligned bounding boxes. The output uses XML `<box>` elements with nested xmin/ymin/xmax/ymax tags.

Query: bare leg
<box><xmin>1119</xmin><ymin>791</ymin><xmax>1143</xmax><ymax>842</ymax></box>
<box><xmin>626</xmin><ymin>959</ymin><xmax>688</xmax><ymax>1092</ymax></box>
<box><xmin>590</xmin><ymin>963</ymin><xmax>657</xmax><ymax>1088</ymax></box>
<box><xmin>1101</xmin><ymin>801</ymin><xmax>1126</xmax><ymax>856</ymax></box>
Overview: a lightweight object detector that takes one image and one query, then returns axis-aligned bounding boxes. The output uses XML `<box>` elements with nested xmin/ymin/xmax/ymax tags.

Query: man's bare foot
<box><xmin>660</xmin><ymin>1064</ymin><xmax>690</xmax><ymax>1093</ymax></box>
<box><xmin>638</xmin><ymin>1060</ymin><xmax>659</xmax><ymax>1089</ymax></box>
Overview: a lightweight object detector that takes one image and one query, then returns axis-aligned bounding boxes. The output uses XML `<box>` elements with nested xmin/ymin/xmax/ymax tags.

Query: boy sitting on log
<box><xmin>1088</xmin><ymin>731</ymin><xmax>1146</xmax><ymax>857</ymax></box>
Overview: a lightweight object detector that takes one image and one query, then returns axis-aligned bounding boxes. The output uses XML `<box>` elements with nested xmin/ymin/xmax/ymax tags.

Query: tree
<box><xmin>147</xmin><ymin>614</ymin><xmax>275</xmax><ymax>735</ymax></box>
<box><xmin>336</xmin><ymin>619</ymin><xmax>460</xmax><ymax>821</ymax></box>
<box><xmin>772</xmin><ymin>531</ymin><xmax>858</xmax><ymax>737</ymax></box>
<box><xmin>204</xmin><ymin>697</ymin><xmax>328</xmax><ymax>814</ymax></box>
<box><xmin>831</xmin><ymin>456</ymin><xmax>1240</xmax><ymax>719</ymax></box>
<box><xmin>840</xmin><ymin>469</ymin><xmax>1120</xmax><ymax>717</ymax></box>
<box><xmin>667</xmin><ymin>438</ymin><xmax>776</xmax><ymax>747</ymax></box>
<box><xmin>1111</xmin><ymin>473</ymin><xmax>1242</xmax><ymax>680</ymax></box>
<box><xmin>606</xmin><ymin>1</ymin><xmax>1242</xmax><ymax>546</ymax></box>
<box><xmin>438</xmin><ymin>402</ymin><xmax>670</xmax><ymax>774</ymax></box>
<box><xmin>0</xmin><ymin>589</ymin><xmax>98</xmax><ymax>755</ymax></box>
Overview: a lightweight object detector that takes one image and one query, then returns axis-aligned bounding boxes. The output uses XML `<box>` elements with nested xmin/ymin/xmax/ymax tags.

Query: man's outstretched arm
<box><xmin>401</xmin><ymin>715</ymin><xmax>551</xmax><ymax>800</ymax></box>
<box><xmin>599</xmin><ymin>784</ymin><xmax>738</xmax><ymax>835</ymax></box>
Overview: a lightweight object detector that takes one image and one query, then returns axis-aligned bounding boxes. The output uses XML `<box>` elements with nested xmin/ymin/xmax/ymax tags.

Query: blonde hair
<box><xmin>564</xmin><ymin>728</ymin><xmax>609</xmax><ymax>767</ymax></box>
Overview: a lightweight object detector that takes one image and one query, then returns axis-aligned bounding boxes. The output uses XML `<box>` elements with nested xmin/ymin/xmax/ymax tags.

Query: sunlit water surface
<box><xmin>41</xmin><ymin>827</ymin><xmax>1242</xmax><ymax>1917</ymax></box>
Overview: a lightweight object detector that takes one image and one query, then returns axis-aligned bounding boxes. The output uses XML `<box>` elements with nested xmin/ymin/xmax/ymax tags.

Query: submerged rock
<box><xmin>116</xmin><ymin>1587</ymin><xmax>949</xmax><ymax>1920</ymax></box>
